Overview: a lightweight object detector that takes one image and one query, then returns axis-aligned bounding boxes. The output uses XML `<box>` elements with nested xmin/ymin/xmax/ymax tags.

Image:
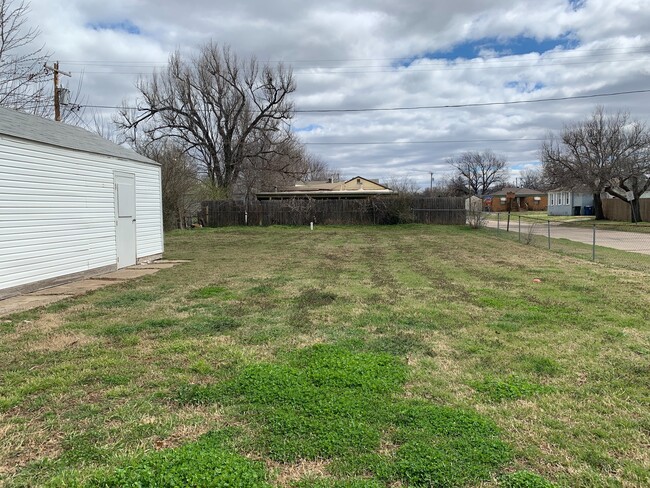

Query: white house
<box><xmin>0</xmin><ymin>107</ymin><xmax>163</xmax><ymax>299</ymax></box>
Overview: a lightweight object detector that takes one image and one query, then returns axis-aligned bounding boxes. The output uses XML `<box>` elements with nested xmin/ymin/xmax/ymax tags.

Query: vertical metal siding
<box><xmin>0</xmin><ymin>136</ymin><xmax>163</xmax><ymax>292</ymax></box>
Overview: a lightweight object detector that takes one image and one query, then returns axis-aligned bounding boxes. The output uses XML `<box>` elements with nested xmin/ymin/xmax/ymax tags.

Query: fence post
<box><xmin>497</xmin><ymin>212</ymin><xmax>500</xmax><ymax>231</ymax></box>
<box><xmin>547</xmin><ymin>220</ymin><xmax>551</xmax><ymax>250</ymax></box>
<box><xmin>518</xmin><ymin>215</ymin><xmax>521</xmax><ymax>242</ymax></box>
<box><xmin>592</xmin><ymin>224</ymin><xmax>596</xmax><ymax>261</ymax></box>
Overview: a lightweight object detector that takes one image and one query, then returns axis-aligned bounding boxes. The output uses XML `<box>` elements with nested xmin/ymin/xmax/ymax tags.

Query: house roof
<box><xmin>491</xmin><ymin>187</ymin><xmax>545</xmax><ymax>197</ymax></box>
<box><xmin>257</xmin><ymin>176</ymin><xmax>394</xmax><ymax>199</ymax></box>
<box><xmin>0</xmin><ymin>106</ymin><xmax>158</xmax><ymax>166</ymax></box>
<box><xmin>548</xmin><ymin>185</ymin><xmax>592</xmax><ymax>193</ymax></box>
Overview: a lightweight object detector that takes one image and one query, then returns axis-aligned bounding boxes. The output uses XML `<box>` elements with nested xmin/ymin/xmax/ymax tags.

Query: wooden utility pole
<box><xmin>44</xmin><ymin>62</ymin><xmax>71</xmax><ymax>121</ymax></box>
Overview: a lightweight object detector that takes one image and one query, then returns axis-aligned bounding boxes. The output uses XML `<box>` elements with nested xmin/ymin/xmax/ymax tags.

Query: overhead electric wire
<box><xmin>58</xmin><ymin>45</ymin><xmax>650</xmax><ymax>67</ymax></box>
<box><xmin>293</xmin><ymin>89</ymin><xmax>650</xmax><ymax>113</ymax></box>
<box><xmin>302</xmin><ymin>138</ymin><xmax>546</xmax><ymax>145</ymax></box>
<box><xmin>80</xmin><ymin>88</ymin><xmax>650</xmax><ymax>113</ymax></box>
<box><xmin>59</xmin><ymin>45</ymin><xmax>650</xmax><ymax>75</ymax></box>
<box><xmin>66</xmin><ymin>55</ymin><xmax>650</xmax><ymax>76</ymax></box>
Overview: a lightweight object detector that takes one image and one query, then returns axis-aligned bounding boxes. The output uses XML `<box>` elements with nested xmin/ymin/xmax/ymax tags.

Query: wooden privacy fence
<box><xmin>603</xmin><ymin>199</ymin><xmax>650</xmax><ymax>222</ymax></box>
<box><xmin>199</xmin><ymin>197</ymin><xmax>466</xmax><ymax>227</ymax></box>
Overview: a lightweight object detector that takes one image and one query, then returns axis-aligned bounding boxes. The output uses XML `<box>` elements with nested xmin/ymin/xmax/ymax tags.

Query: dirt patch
<box><xmin>153</xmin><ymin>404</ymin><xmax>228</xmax><ymax>451</ymax></box>
<box><xmin>266</xmin><ymin>458</ymin><xmax>331</xmax><ymax>487</ymax></box>
<box><xmin>0</xmin><ymin>417</ymin><xmax>64</xmax><ymax>477</ymax></box>
<box><xmin>28</xmin><ymin>331</ymin><xmax>95</xmax><ymax>352</ymax></box>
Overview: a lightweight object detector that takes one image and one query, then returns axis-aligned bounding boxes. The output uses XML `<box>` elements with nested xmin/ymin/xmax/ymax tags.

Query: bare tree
<box><xmin>0</xmin><ymin>0</ymin><xmax>51</xmax><ymax>114</ymax></box>
<box><xmin>118</xmin><ymin>42</ymin><xmax>296</xmax><ymax>197</ymax></box>
<box><xmin>302</xmin><ymin>154</ymin><xmax>337</xmax><ymax>182</ymax></box>
<box><xmin>236</xmin><ymin>133</ymin><xmax>315</xmax><ymax>203</ymax></box>
<box><xmin>519</xmin><ymin>167</ymin><xmax>550</xmax><ymax>191</ymax></box>
<box><xmin>385</xmin><ymin>176</ymin><xmax>421</xmax><ymax>195</ymax></box>
<box><xmin>448</xmin><ymin>150</ymin><xmax>508</xmax><ymax>196</ymax></box>
<box><xmin>541</xmin><ymin>107</ymin><xmax>650</xmax><ymax>221</ymax></box>
<box><xmin>137</xmin><ymin>140</ymin><xmax>199</xmax><ymax>230</ymax></box>
<box><xmin>603</xmin><ymin>151</ymin><xmax>650</xmax><ymax>223</ymax></box>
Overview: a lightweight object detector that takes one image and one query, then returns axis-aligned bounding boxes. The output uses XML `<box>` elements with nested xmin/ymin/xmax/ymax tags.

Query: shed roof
<box><xmin>0</xmin><ymin>106</ymin><xmax>157</xmax><ymax>166</ymax></box>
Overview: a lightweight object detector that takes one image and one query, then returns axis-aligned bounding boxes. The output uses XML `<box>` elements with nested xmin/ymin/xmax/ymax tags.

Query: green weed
<box><xmin>471</xmin><ymin>375</ymin><xmax>553</xmax><ymax>402</ymax></box>
<box><xmin>177</xmin><ymin>344</ymin><xmax>511</xmax><ymax>486</ymax></box>
<box><xmin>84</xmin><ymin>432</ymin><xmax>269</xmax><ymax>487</ymax></box>
<box><xmin>96</xmin><ymin>291</ymin><xmax>158</xmax><ymax>308</ymax></box>
<box><xmin>189</xmin><ymin>285</ymin><xmax>236</xmax><ymax>300</ymax></box>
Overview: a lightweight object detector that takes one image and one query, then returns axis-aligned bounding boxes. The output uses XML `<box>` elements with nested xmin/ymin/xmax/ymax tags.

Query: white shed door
<box><xmin>115</xmin><ymin>172</ymin><xmax>137</xmax><ymax>268</ymax></box>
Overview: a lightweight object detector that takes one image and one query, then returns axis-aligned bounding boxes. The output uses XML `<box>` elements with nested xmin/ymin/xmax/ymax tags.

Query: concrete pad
<box><xmin>132</xmin><ymin>262</ymin><xmax>176</xmax><ymax>269</ymax></box>
<box><xmin>156</xmin><ymin>259</ymin><xmax>191</xmax><ymax>263</ymax></box>
<box><xmin>30</xmin><ymin>279</ymin><xmax>121</xmax><ymax>296</ymax></box>
<box><xmin>92</xmin><ymin>268</ymin><xmax>160</xmax><ymax>281</ymax></box>
<box><xmin>0</xmin><ymin>294</ymin><xmax>73</xmax><ymax>317</ymax></box>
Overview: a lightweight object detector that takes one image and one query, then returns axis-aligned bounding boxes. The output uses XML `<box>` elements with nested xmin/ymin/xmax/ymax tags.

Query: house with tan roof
<box><xmin>484</xmin><ymin>187</ymin><xmax>547</xmax><ymax>212</ymax></box>
<box><xmin>256</xmin><ymin>176</ymin><xmax>394</xmax><ymax>200</ymax></box>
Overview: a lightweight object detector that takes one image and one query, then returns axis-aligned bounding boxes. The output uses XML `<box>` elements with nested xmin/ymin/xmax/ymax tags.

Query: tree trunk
<box><xmin>630</xmin><ymin>199</ymin><xmax>642</xmax><ymax>223</ymax></box>
<box><xmin>593</xmin><ymin>193</ymin><xmax>605</xmax><ymax>220</ymax></box>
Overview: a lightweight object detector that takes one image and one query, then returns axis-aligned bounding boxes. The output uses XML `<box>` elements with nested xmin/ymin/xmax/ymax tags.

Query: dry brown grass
<box><xmin>266</xmin><ymin>458</ymin><xmax>331</xmax><ymax>487</ymax></box>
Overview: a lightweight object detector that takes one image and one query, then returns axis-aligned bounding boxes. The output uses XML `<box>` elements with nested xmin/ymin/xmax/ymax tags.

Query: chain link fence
<box><xmin>484</xmin><ymin>212</ymin><xmax>650</xmax><ymax>272</ymax></box>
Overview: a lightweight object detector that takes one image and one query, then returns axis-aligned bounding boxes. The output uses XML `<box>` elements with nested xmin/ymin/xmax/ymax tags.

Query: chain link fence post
<box><xmin>547</xmin><ymin>220</ymin><xmax>551</xmax><ymax>250</ymax></box>
<box><xmin>518</xmin><ymin>215</ymin><xmax>521</xmax><ymax>242</ymax></box>
<box><xmin>497</xmin><ymin>212</ymin><xmax>500</xmax><ymax>232</ymax></box>
<box><xmin>592</xmin><ymin>224</ymin><xmax>596</xmax><ymax>261</ymax></box>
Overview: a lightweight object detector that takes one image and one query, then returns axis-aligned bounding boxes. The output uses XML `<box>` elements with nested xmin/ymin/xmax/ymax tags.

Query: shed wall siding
<box><xmin>0</xmin><ymin>135</ymin><xmax>163</xmax><ymax>292</ymax></box>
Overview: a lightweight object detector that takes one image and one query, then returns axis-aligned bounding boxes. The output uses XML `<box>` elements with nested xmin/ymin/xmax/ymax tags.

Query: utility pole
<box><xmin>44</xmin><ymin>62</ymin><xmax>71</xmax><ymax>121</ymax></box>
<box><xmin>429</xmin><ymin>172</ymin><xmax>434</xmax><ymax>194</ymax></box>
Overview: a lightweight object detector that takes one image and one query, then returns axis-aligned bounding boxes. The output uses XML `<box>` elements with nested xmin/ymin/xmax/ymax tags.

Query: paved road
<box><xmin>485</xmin><ymin>219</ymin><xmax>650</xmax><ymax>255</ymax></box>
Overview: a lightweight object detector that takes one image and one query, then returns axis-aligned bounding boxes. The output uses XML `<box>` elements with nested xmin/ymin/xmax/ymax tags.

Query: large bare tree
<box><xmin>118</xmin><ymin>42</ymin><xmax>296</xmax><ymax>197</ymax></box>
<box><xmin>0</xmin><ymin>0</ymin><xmax>50</xmax><ymax>114</ymax></box>
<box><xmin>448</xmin><ymin>150</ymin><xmax>508</xmax><ymax>195</ymax></box>
<box><xmin>541</xmin><ymin>107</ymin><xmax>650</xmax><ymax>221</ymax></box>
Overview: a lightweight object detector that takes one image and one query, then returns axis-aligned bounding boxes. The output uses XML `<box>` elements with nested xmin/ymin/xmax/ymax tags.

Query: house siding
<box><xmin>548</xmin><ymin>191</ymin><xmax>594</xmax><ymax>216</ymax></box>
<box><xmin>0</xmin><ymin>134</ymin><xmax>163</xmax><ymax>295</ymax></box>
<box><xmin>489</xmin><ymin>195</ymin><xmax>547</xmax><ymax>212</ymax></box>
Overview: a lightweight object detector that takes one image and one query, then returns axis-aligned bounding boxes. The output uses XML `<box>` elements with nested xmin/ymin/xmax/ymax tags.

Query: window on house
<box><xmin>550</xmin><ymin>193</ymin><xmax>556</xmax><ymax>206</ymax></box>
<box><xmin>500</xmin><ymin>197</ymin><xmax>507</xmax><ymax>203</ymax></box>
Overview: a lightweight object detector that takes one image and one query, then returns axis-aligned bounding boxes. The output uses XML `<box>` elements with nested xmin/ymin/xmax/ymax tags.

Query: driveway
<box><xmin>485</xmin><ymin>219</ymin><xmax>650</xmax><ymax>255</ymax></box>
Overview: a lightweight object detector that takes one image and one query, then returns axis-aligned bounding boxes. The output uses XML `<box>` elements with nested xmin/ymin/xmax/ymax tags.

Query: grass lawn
<box><xmin>1</xmin><ymin>225</ymin><xmax>649</xmax><ymax>487</ymax></box>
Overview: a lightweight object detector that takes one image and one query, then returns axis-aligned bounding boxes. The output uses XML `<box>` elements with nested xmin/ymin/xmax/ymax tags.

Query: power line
<box><xmin>58</xmin><ymin>45</ymin><xmax>650</xmax><ymax>67</ymax></box>
<box><xmin>293</xmin><ymin>89</ymin><xmax>650</xmax><ymax>113</ymax></box>
<box><xmin>302</xmin><ymin>138</ymin><xmax>546</xmax><ymax>146</ymax></box>
<box><xmin>65</xmin><ymin>54</ymin><xmax>650</xmax><ymax>76</ymax></box>
<box><xmin>79</xmin><ymin>88</ymin><xmax>650</xmax><ymax>114</ymax></box>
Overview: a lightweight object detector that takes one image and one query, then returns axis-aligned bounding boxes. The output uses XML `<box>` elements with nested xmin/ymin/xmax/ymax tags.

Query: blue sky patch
<box><xmin>294</xmin><ymin>123</ymin><xmax>323</xmax><ymax>133</ymax></box>
<box><xmin>397</xmin><ymin>33</ymin><xmax>578</xmax><ymax>67</ymax></box>
<box><xmin>87</xmin><ymin>20</ymin><xmax>141</xmax><ymax>35</ymax></box>
<box><xmin>568</xmin><ymin>0</ymin><xmax>586</xmax><ymax>11</ymax></box>
<box><xmin>504</xmin><ymin>80</ymin><xmax>545</xmax><ymax>93</ymax></box>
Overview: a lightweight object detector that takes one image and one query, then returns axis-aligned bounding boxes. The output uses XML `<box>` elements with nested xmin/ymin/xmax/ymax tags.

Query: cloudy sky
<box><xmin>26</xmin><ymin>0</ymin><xmax>650</xmax><ymax>187</ymax></box>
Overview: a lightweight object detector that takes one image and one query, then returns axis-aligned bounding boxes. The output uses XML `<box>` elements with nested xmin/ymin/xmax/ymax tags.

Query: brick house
<box><xmin>485</xmin><ymin>187</ymin><xmax>547</xmax><ymax>212</ymax></box>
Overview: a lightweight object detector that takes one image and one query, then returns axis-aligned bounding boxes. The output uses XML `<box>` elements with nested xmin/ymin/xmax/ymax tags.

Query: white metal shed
<box><xmin>0</xmin><ymin>107</ymin><xmax>164</xmax><ymax>299</ymax></box>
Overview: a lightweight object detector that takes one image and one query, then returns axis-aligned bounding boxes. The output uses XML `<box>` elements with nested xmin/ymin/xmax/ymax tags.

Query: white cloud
<box><xmin>23</xmin><ymin>0</ymin><xmax>650</xmax><ymax>187</ymax></box>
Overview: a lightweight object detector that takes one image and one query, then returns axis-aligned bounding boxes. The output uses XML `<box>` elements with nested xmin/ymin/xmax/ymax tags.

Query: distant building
<box><xmin>547</xmin><ymin>187</ymin><xmax>594</xmax><ymax>216</ymax></box>
<box><xmin>256</xmin><ymin>176</ymin><xmax>394</xmax><ymax>200</ymax></box>
<box><xmin>484</xmin><ymin>187</ymin><xmax>547</xmax><ymax>212</ymax></box>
